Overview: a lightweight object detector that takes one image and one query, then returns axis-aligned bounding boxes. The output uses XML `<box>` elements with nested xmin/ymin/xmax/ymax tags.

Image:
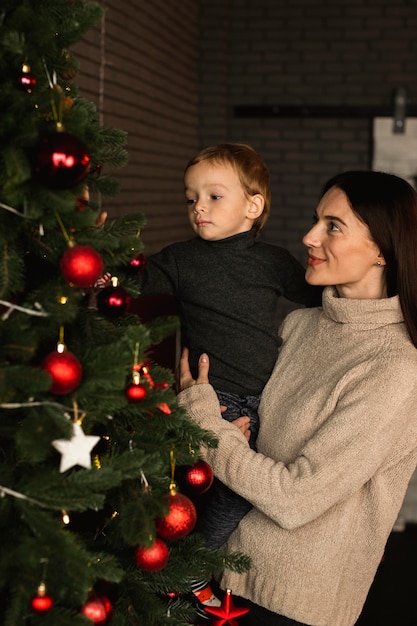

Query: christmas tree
<box><xmin>0</xmin><ymin>2</ymin><xmax>249</xmax><ymax>625</ymax></box>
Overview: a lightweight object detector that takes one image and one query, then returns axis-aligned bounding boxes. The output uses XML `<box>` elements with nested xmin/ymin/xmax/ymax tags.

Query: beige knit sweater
<box><xmin>178</xmin><ymin>287</ymin><xmax>417</xmax><ymax>626</ymax></box>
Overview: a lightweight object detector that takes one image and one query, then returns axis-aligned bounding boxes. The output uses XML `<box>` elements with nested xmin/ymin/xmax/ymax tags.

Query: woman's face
<box><xmin>303</xmin><ymin>186</ymin><xmax>387</xmax><ymax>299</ymax></box>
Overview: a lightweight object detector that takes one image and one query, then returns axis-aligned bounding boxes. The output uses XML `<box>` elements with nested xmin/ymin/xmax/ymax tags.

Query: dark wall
<box><xmin>199</xmin><ymin>0</ymin><xmax>417</xmax><ymax>267</ymax></box>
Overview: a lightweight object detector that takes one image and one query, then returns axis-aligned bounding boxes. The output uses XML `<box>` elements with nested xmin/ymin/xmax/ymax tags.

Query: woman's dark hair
<box><xmin>322</xmin><ymin>170</ymin><xmax>417</xmax><ymax>348</ymax></box>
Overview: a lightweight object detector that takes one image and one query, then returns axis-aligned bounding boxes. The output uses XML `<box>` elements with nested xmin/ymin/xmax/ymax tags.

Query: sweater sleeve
<box><xmin>139</xmin><ymin>246</ymin><xmax>179</xmax><ymax>296</ymax></box>
<box><xmin>178</xmin><ymin>359</ymin><xmax>417</xmax><ymax>529</ymax></box>
<box><xmin>279</xmin><ymin>250</ymin><xmax>323</xmax><ymax>307</ymax></box>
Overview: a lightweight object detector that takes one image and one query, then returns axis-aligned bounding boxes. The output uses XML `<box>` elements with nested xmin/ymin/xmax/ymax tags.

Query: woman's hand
<box><xmin>178</xmin><ymin>348</ymin><xmax>251</xmax><ymax>442</ymax></box>
<box><xmin>177</xmin><ymin>347</ymin><xmax>209</xmax><ymax>392</ymax></box>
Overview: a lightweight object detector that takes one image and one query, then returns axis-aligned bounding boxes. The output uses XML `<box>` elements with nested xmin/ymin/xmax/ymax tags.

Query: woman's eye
<box><xmin>329</xmin><ymin>221</ymin><xmax>340</xmax><ymax>232</ymax></box>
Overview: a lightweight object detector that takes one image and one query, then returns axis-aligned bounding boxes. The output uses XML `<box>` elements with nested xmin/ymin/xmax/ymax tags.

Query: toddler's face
<box><xmin>184</xmin><ymin>161</ymin><xmax>254</xmax><ymax>241</ymax></box>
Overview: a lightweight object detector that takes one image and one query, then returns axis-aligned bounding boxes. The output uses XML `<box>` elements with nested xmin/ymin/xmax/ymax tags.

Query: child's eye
<box><xmin>186</xmin><ymin>198</ymin><xmax>196</xmax><ymax>206</ymax></box>
<box><xmin>211</xmin><ymin>194</ymin><xmax>222</xmax><ymax>200</ymax></box>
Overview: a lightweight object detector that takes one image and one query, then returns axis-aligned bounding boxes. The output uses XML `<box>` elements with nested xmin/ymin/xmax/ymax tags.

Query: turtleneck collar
<box><xmin>322</xmin><ymin>286</ymin><xmax>403</xmax><ymax>328</ymax></box>
<box><xmin>202</xmin><ymin>229</ymin><xmax>257</xmax><ymax>249</ymax></box>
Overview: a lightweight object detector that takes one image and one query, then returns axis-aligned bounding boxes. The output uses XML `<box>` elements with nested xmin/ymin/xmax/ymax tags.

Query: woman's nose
<box><xmin>302</xmin><ymin>223</ymin><xmax>321</xmax><ymax>248</ymax></box>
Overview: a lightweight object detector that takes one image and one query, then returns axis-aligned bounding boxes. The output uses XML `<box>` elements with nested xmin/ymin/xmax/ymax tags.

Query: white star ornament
<box><xmin>52</xmin><ymin>422</ymin><xmax>100</xmax><ymax>473</ymax></box>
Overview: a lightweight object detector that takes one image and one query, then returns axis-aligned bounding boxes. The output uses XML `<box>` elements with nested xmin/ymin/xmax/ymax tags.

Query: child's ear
<box><xmin>247</xmin><ymin>194</ymin><xmax>265</xmax><ymax>220</ymax></box>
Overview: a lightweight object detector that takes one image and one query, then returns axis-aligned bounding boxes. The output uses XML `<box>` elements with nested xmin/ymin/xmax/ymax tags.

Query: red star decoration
<box><xmin>204</xmin><ymin>589</ymin><xmax>250</xmax><ymax>625</ymax></box>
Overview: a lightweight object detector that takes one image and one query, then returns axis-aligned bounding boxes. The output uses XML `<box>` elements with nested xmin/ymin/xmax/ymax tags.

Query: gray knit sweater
<box><xmin>139</xmin><ymin>230</ymin><xmax>321</xmax><ymax>395</ymax></box>
<box><xmin>178</xmin><ymin>287</ymin><xmax>417</xmax><ymax>626</ymax></box>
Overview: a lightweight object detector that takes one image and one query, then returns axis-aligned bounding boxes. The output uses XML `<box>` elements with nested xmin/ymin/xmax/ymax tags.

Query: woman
<box><xmin>177</xmin><ymin>171</ymin><xmax>417</xmax><ymax>626</ymax></box>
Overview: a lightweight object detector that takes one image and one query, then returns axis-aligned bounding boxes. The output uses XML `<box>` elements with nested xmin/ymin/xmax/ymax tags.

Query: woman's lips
<box><xmin>307</xmin><ymin>255</ymin><xmax>325</xmax><ymax>266</ymax></box>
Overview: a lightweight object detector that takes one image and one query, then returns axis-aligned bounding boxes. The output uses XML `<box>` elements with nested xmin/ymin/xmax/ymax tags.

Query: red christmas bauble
<box><xmin>42</xmin><ymin>350</ymin><xmax>82</xmax><ymax>395</ymax></box>
<box><xmin>31</xmin><ymin>591</ymin><xmax>53</xmax><ymax>613</ymax></box>
<box><xmin>96</xmin><ymin>284</ymin><xmax>130</xmax><ymax>317</ymax></box>
<box><xmin>135</xmin><ymin>537</ymin><xmax>169</xmax><ymax>572</ymax></box>
<box><xmin>60</xmin><ymin>244</ymin><xmax>103</xmax><ymax>289</ymax></box>
<box><xmin>182</xmin><ymin>460</ymin><xmax>214</xmax><ymax>495</ymax></box>
<box><xmin>17</xmin><ymin>65</ymin><xmax>36</xmax><ymax>93</ymax></box>
<box><xmin>33</xmin><ymin>131</ymin><xmax>90</xmax><ymax>189</ymax></box>
<box><xmin>156</xmin><ymin>492</ymin><xmax>197</xmax><ymax>541</ymax></box>
<box><xmin>125</xmin><ymin>382</ymin><xmax>147</xmax><ymax>402</ymax></box>
<box><xmin>81</xmin><ymin>593</ymin><xmax>112</xmax><ymax>624</ymax></box>
<box><xmin>127</xmin><ymin>253</ymin><xmax>147</xmax><ymax>275</ymax></box>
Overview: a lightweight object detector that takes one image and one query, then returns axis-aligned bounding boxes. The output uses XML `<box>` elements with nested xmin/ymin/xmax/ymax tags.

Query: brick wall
<box><xmin>199</xmin><ymin>0</ymin><xmax>417</xmax><ymax>268</ymax></box>
<box><xmin>73</xmin><ymin>0</ymin><xmax>417</xmax><ymax>261</ymax></box>
<box><xmin>200</xmin><ymin>0</ymin><xmax>417</xmax><ymax>516</ymax></box>
<box><xmin>70</xmin><ymin>0</ymin><xmax>417</xmax><ymax>524</ymax></box>
<box><xmin>73</xmin><ymin>0</ymin><xmax>200</xmax><ymax>253</ymax></box>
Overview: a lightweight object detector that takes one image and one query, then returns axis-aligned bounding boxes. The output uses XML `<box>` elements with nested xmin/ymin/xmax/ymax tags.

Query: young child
<box><xmin>138</xmin><ymin>143</ymin><xmax>321</xmax><ymax>618</ymax></box>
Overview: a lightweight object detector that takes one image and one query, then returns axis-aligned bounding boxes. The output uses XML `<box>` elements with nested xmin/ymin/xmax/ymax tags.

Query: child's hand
<box><xmin>231</xmin><ymin>415</ymin><xmax>251</xmax><ymax>441</ymax></box>
<box><xmin>94</xmin><ymin>211</ymin><xmax>107</xmax><ymax>227</ymax></box>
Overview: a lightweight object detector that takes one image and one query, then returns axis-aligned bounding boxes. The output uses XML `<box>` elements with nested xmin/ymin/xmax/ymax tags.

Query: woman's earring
<box><xmin>376</xmin><ymin>261</ymin><xmax>382</xmax><ymax>266</ymax></box>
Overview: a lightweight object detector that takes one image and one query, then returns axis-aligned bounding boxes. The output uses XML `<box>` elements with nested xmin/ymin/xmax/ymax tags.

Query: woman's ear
<box><xmin>377</xmin><ymin>253</ymin><xmax>387</xmax><ymax>267</ymax></box>
<box><xmin>247</xmin><ymin>194</ymin><xmax>265</xmax><ymax>220</ymax></box>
